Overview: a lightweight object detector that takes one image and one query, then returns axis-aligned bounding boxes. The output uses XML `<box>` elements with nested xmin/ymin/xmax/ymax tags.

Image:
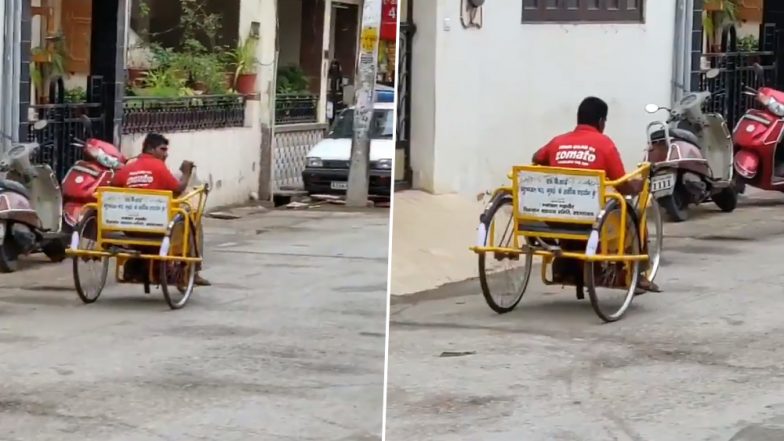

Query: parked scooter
<box><xmin>732</xmin><ymin>63</ymin><xmax>784</xmax><ymax>192</ymax></box>
<box><xmin>643</xmin><ymin>68</ymin><xmax>738</xmax><ymax>222</ymax></box>
<box><xmin>0</xmin><ymin>120</ymin><xmax>70</xmax><ymax>272</ymax></box>
<box><xmin>61</xmin><ymin>115</ymin><xmax>126</xmax><ymax>228</ymax></box>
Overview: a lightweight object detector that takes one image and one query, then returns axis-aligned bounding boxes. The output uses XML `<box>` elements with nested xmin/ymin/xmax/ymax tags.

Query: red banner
<box><xmin>380</xmin><ymin>0</ymin><xmax>397</xmax><ymax>41</ymax></box>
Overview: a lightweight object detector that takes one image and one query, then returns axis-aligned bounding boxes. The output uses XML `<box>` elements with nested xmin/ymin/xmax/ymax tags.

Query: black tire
<box><xmin>0</xmin><ymin>222</ymin><xmax>18</xmax><ymax>273</ymax></box>
<box><xmin>42</xmin><ymin>239</ymin><xmax>67</xmax><ymax>263</ymax></box>
<box><xmin>659</xmin><ymin>187</ymin><xmax>689</xmax><ymax>222</ymax></box>
<box><xmin>72</xmin><ymin>211</ymin><xmax>109</xmax><ymax>304</ymax></box>
<box><xmin>478</xmin><ymin>193</ymin><xmax>533</xmax><ymax>314</ymax></box>
<box><xmin>585</xmin><ymin>200</ymin><xmax>641</xmax><ymax>323</ymax></box>
<box><xmin>160</xmin><ymin>217</ymin><xmax>199</xmax><ymax>310</ymax></box>
<box><xmin>712</xmin><ymin>186</ymin><xmax>738</xmax><ymax>212</ymax></box>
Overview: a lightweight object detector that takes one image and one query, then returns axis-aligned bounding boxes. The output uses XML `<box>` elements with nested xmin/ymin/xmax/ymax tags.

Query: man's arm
<box><xmin>532</xmin><ymin>141</ymin><xmax>552</xmax><ymax>166</ymax></box>
<box><xmin>605</xmin><ymin>143</ymin><xmax>642</xmax><ymax>196</ymax></box>
<box><xmin>156</xmin><ymin>162</ymin><xmax>193</xmax><ymax>196</ymax></box>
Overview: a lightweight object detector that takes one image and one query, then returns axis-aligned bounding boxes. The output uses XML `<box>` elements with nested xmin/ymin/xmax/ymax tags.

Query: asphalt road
<box><xmin>386</xmin><ymin>192</ymin><xmax>784</xmax><ymax>441</ymax></box>
<box><xmin>0</xmin><ymin>207</ymin><xmax>389</xmax><ymax>441</ymax></box>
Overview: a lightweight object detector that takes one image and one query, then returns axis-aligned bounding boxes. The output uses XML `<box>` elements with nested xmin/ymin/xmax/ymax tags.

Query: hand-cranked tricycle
<box><xmin>470</xmin><ymin>163</ymin><xmax>663</xmax><ymax>322</ymax></box>
<box><xmin>66</xmin><ymin>184</ymin><xmax>210</xmax><ymax>310</ymax></box>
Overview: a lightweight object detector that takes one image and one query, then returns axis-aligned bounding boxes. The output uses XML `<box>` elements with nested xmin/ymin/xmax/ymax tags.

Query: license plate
<box><xmin>651</xmin><ymin>173</ymin><xmax>676</xmax><ymax>196</ymax></box>
<box><xmin>330</xmin><ymin>181</ymin><xmax>348</xmax><ymax>190</ymax></box>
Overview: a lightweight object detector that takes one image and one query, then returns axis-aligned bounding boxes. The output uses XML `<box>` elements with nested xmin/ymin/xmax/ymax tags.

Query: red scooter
<box><xmin>733</xmin><ymin>63</ymin><xmax>784</xmax><ymax>192</ymax></box>
<box><xmin>61</xmin><ymin>116</ymin><xmax>126</xmax><ymax>228</ymax></box>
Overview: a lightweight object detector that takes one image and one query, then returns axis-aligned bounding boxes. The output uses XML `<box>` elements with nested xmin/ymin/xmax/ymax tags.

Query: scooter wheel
<box><xmin>42</xmin><ymin>240</ymin><xmax>67</xmax><ymax>263</ymax></box>
<box><xmin>0</xmin><ymin>240</ymin><xmax>18</xmax><ymax>273</ymax></box>
<box><xmin>712</xmin><ymin>186</ymin><xmax>738</xmax><ymax>213</ymax></box>
<box><xmin>659</xmin><ymin>190</ymin><xmax>689</xmax><ymax>222</ymax></box>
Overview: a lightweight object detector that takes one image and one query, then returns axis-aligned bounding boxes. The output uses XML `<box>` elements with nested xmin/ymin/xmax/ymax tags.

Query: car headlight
<box><xmin>306</xmin><ymin>157</ymin><xmax>323</xmax><ymax>168</ymax></box>
<box><xmin>373</xmin><ymin>159</ymin><xmax>392</xmax><ymax>169</ymax></box>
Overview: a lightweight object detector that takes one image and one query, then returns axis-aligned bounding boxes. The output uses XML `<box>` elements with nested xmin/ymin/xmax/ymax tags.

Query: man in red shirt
<box><xmin>531</xmin><ymin>97</ymin><xmax>657</xmax><ymax>294</ymax></box>
<box><xmin>112</xmin><ymin>133</ymin><xmax>211</xmax><ymax>286</ymax></box>
<box><xmin>533</xmin><ymin>97</ymin><xmax>642</xmax><ymax>195</ymax></box>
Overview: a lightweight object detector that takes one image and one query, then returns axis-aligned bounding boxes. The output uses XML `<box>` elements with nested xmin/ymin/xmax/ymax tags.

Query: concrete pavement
<box><xmin>0</xmin><ymin>207</ymin><xmax>389</xmax><ymax>441</ymax></box>
<box><xmin>386</xmin><ymin>192</ymin><xmax>784</xmax><ymax>441</ymax></box>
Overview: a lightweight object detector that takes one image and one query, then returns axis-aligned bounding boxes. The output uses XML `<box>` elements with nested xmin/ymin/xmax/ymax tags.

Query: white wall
<box><xmin>411</xmin><ymin>0</ymin><xmax>676</xmax><ymax>195</ymax></box>
<box><xmin>409</xmin><ymin>0</ymin><xmax>437</xmax><ymax>191</ymax></box>
<box><xmin>120</xmin><ymin>101</ymin><xmax>263</xmax><ymax>210</ymax></box>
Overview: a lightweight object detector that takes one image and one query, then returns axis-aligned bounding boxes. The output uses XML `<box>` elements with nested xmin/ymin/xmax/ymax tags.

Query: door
<box><xmin>330</xmin><ymin>2</ymin><xmax>359</xmax><ymax>104</ymax></box>
<box><xmin>62</xmin><ymin>0</ymin><xmax>92</xmax><ymax>74</ymax></box>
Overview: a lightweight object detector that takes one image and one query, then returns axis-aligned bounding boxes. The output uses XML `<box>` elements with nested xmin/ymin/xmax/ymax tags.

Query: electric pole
<box><xmin>345</xmin><ymin>0</ymin><xmax>382</xmax><ymax>207</ymax></box>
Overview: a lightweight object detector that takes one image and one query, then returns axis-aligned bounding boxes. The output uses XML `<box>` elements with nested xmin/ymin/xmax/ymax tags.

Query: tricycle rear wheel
<box><xmin>478</xmin><ymin>194</ymin><xmax>533</xmax><ymax>314</ymax></box>
<box><xmin>73</xmin><ymin>210</ymin><xmax>109</xmax><ymax>304</ymax></box>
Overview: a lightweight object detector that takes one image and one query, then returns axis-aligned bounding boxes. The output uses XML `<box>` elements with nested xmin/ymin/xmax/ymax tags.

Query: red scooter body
<box><xmin>61</xmin><ymin>138</ymin><xmax>126</xmax><ymax>227</ymax></box>
<box><xmin>733</xmin><ymin>87</ymin><xmax>784</xmax><ymax>191</ymax></box>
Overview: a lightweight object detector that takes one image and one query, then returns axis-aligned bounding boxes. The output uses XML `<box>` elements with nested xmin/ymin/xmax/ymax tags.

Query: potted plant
<box><xmin>231</xmin><ymin>34</ymin><xmax>260</xmax><ymax>95</ymax></box>
<box><xmin>703</xmin><ymin>0</ymin><xmax>740</xmax><ymax>51</ymax></box>
<box><xmin>126</xmin><ymin>43</ymin><xmax>153</xmax><ymax>86</ymax></box>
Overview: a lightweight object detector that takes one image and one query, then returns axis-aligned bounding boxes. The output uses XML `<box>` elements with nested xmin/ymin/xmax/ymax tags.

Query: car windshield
<box><xmin>327</xmin><ymin>109</ymin><xmax>394</xmax><ymax>140</ymax></box>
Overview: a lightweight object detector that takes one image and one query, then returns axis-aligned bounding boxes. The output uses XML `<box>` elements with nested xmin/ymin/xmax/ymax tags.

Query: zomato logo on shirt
<box><xmin>125</xmin><ymin>170</ymin><xmax>156</xmax><ymax>188</ymax></box>
<box><xmin>553</xmin><ymin>145</ymin><xmax>598</xmax><ymax>167</ymax></box>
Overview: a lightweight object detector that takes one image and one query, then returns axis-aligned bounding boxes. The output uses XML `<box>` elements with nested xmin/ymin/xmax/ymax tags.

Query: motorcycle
<box><xmin>0</xmin><ymin>120</ymin><xmax>70</xmax><ymax>272</ymax></box>
<box><xmin>643</xmin><ymin>68</ymin><xmax>738</xmax><ymax>222</ymax></box>
<box><xmin>732</xmin><ymin>63</ymin><xmax>784</xmax><ymax>192</ymax></box>
<box><xmin>61</xmin><ymin>115</ymin><xmax>126</xmax><ymax>228</ymax></box>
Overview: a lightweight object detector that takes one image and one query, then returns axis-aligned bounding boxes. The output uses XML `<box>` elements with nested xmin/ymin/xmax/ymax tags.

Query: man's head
<box><xmin>142</xmin><ymin>133</ymin><xmax>170</xmax><ymax>160</ymax></box>
<box><xmin>577</xmin><ymin>97</ymin><xmax>609</xmax><ymax>133</ymax></box>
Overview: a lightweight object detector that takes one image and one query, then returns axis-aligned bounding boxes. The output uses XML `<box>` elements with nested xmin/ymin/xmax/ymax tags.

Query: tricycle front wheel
<box><xmin>584</xmin><ymin>201</ymin><xmax>641</xmax><ymax>323</ymax></box>
<box><xmin>159</xmin><ymin>217</ymin><xmax>199</xmax><ymax>310</ymax></box>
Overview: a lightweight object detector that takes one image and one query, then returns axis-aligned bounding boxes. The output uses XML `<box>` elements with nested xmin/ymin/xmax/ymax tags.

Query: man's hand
<box><xmin>180</xmin><ymin>160</ymin><xmax>195</xmax><ymax>176</ymax></box>
<box><xmin>618</xmin><ymin>178</ymin><xmax>644</xmax><ymax>196</ymax></box>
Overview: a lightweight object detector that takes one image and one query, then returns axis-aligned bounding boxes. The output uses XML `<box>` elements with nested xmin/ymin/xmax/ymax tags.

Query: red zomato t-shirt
<box><xmin>110</xmin><ymin>153</ymin><xmax>180</xmax><ymax>192</ymax></box>
<box><xmin>533</xmin><ymin>124</ymin><xmax>626</xmax><ymax>181</ymax></box>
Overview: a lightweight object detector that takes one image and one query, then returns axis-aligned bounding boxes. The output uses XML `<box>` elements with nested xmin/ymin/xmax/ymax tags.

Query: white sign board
<box><xmin>517</xmin><ymin>171</ymin><xmax>602</xmax><ymax>222</ymax></box>
<box><xmin>101</xmin><ymin>191</ymin><xmax>170</xmax><ymax>231</ymax></box>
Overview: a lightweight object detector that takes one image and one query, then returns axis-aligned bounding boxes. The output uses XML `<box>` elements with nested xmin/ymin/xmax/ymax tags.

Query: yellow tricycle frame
<box><xmin>66</xmin><ymin>184</ymin><xmax>209</xmax><ymax>263</ymax></box>
<box><xmin>470</xmin><ymin>162</ymin><xmax>656</xmax><ymax>322</ymax></box>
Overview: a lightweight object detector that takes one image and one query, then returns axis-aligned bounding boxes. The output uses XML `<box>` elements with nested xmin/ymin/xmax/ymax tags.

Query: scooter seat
<box><xmin>651</xmin><ymin>128</ymin><xmax>702</xmax><ymax>149</ymax></box>
<box><xmin>0</xmin><ymin>179</ymin><xmax>30</xmax><ymax>199</ymax></box>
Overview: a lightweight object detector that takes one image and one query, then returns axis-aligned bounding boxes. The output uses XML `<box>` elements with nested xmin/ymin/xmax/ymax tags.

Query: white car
<box><xmin>302</xmin><ymin>101</ymin><xmax>394</xmax><ymax>196</ymax></box>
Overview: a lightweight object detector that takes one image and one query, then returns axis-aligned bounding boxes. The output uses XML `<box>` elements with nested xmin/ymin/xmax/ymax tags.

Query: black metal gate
<box><xmin>697</xmin><ymin>25</ymin><xmax>780</xmax><ymax>130</ymax></box>
<box><xmin>22</xmin><ymin>77</ymin><xmax>107</xmax><ymax>182</ymax></box>
<box><xmin>395</xmin><ymin>19</ymin><xmax>415</xmax><ymax>190</ymax></box>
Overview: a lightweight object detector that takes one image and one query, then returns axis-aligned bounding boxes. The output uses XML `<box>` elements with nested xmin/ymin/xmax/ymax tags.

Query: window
<box><xmin>328</xmin><ymin>109</ymin><xmax>394</xmax><ymax>140</ymax></box>
<box><xmin>522</xmin><ymin>0</ymin><xmax>644</xmax><ymax>23</ymax></box>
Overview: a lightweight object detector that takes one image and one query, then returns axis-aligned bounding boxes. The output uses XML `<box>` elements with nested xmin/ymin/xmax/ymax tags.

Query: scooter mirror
<box><xmin>32</xmin><ymin>120</ymin><xmax>48</xmax><ymax>131</ymax></box>
<box><xmin>753</xmin><ymin>63</ymin><xmax>766</xmax><ymax>83</ymax></box>
<box><xmin>644</xmin><ymin>104</ymin><xmax>660</xmax><ymax>114</ymax></box>
<box><xmin>705</xmin><ymin>68</ymin><xmax>721</xmax><ymax>80</ymax></box>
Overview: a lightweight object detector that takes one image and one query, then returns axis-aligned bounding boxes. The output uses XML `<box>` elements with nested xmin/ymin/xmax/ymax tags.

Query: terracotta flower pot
<box><xmin>127</xmin><ymin>68</ymin><xmax>148</xmax><ymax>85</ymax></box>
<box><xmin>225</xmin><ymin>71</ymin><xmax>236</xmax><ymax>89</ymax></box>
<box><xmin>235</xmin><ymin>73</ymin><xmax>257</xmax><ymax>95</ymax></box>
<box><xmin>193</xmin><ymin>81</ymin><xmax>209</xmax><ymax>92</ymax></box>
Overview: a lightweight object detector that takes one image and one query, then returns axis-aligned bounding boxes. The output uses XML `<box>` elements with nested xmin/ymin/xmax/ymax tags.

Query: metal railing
<box><xmin>23</xmin><ymin>103</ymin><xmax>105</xmax><ymax>181</ymax></box>
<box><xmin>696</xmin><ymin>50</ymin><xmax>778</xmax><ymax>130</ymax></box>
<box><xmin>122</xmin><ymin>94</ymin><xmax>247</xmax><ymax>134</ymax></box>
<box><xmin>275</xmin><ymin>93</ymin><xmax>319</xmax><ymax>125</ymax></box>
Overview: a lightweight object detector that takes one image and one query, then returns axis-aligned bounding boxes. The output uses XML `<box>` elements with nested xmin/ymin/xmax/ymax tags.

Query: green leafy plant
<box><xmin>276</xmin><ymin>65</ymin><xmax>309</xmax><ymax>94</ymax></box>
<box><xmin>229</xmin><ymin>35</ymin><xmax>259</xmax><ymax>77</ymax></box>
<box><xmin>31</xmin><ymin>33</ymin><xmax>68</xmax><ymax>99</ymax></box>
<box><xmin>738</xmin><ymin>34</ymin><xmax>759</xmax><ymax>52</ymax></box>
<box><xmin>703</xmin><ymin>0</ymin><xmax>741</xmax><ymax>50</ymax></box>
<box><xmin>64</xmin><ymin>87</ymin><xmax>87</xmax><ymax>103</ymax></box>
